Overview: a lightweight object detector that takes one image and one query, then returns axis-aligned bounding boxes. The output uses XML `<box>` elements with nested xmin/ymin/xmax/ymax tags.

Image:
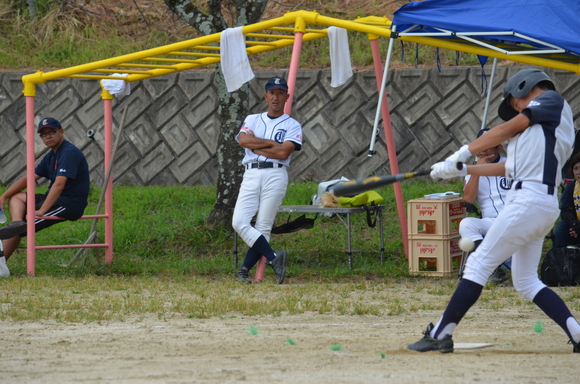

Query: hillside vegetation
<box><xmin>0</xmin><ymin>0</ymin><xmax>483</xmax><ymax>71</ymax></box>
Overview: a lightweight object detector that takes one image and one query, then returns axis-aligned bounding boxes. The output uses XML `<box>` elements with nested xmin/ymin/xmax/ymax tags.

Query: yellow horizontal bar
<box><xmin>269</xmin><ymin>26</ymin><xmax>326</xmax><ymax>34</ymax></box>
<box><xmin>246</xmin><ymin>33</ymin><xmax>295</xmax><ymax>40</ymax></box>
<box><xmin>64</xmin><ymin>74</ymin><xmax>153</xmax><ymax>80</ymax></box>
<box><xmin>88</xmin><ymin>69</ymin><xmax>159</xmax><ymax>75</ymax></box>
<box><xmin>246</xmin><ymin>41</ymin><xmax>278</xmax><ymax>46</ymax></box>
<box><xmin>139</xmin><ymin>57</ymin><xmax>203</xmax><ymax>64</ymax></box>
<box><xmin>166</xmin><ymin>52</ymin><xmax>221</xmax><ymax>58</ymax></box>
<box><xmin>189</xmin><ymin>45</ymin><xmax>220</xmax><ymax>51</ymax></box>
<box><xmin>117</xmin><ymin>63</ymin><xmax>176</xmax><ymax>69</ymax></box>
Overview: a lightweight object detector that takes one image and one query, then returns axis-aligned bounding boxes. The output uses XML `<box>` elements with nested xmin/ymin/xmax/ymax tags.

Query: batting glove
<box><xmin>446</xmin><ymin>145</ymin><xmax>472</xmax><ymax>167</ymax></box>
<box><xmin>430</xmin><ymin>161</ymin><xmax>467</xmax><ymax>180</ymax></box>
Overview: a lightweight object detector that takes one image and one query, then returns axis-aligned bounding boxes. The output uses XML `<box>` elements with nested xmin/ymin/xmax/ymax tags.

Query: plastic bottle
<box><xmin>0</xmin><ymin>208</ymin><xmax>6</xmax><ymax>224</ymax></box>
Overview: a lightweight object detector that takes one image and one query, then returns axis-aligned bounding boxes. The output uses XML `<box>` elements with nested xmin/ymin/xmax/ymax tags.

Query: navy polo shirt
<box><xmin>35</xmin><ymin>140</ymin><xmax>90</xmax><ymax>215</ymax></box>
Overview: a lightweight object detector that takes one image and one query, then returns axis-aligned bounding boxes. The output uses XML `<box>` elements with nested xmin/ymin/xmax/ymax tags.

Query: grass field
<box><xmin>0</xmin><ymin>179</ymin><xmax>467</xmax><ymax>320</ymax></box>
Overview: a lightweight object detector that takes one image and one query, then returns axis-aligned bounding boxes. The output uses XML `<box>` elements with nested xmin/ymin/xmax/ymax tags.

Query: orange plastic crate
<box><xmin>407</xmin><ymin>197</ymin><xmax>465</xmax><ymax>236</ymax></box>
<box><xmin>408</xmin><ymin>234</ymin><xmax>463</xmax><ymax>276</ymax></box>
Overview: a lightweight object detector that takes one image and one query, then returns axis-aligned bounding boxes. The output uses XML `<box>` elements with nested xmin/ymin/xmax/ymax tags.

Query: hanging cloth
<box><xmin>328</xmin><ymin>26</ymin><xmax>353</xmax><ymax>87</ymax></box>
<box><xmin>220</xmin><ymin>27</ymin><xmax>255</xmax><ymax>92</ymax></box>
<box><xmin>101</xmin><ymin>73</ymin><xmax>131</xmax><ymax>96</ymax></box>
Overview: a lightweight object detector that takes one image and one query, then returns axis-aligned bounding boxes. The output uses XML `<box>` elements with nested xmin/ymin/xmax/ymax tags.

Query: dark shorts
<box><xmin>17</xmin><ymin>194</ymin><xmax>82</xmax><ymax>237</ymax></box>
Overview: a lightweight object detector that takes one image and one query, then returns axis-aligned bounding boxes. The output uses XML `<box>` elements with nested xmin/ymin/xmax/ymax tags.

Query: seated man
<box><xmin>459</xmin><ymin>128</ymin><xmax>512</xmax><ymax>284</ymax></box>
<box><xmin>0</xmin><ymin>117</ymin><xmax>90</xmax><ymax>277</ymax></box>
<box><xmin>554</xmin><ymin>153</ymin><xmax>580</xmax><ymax>248</ymax></box>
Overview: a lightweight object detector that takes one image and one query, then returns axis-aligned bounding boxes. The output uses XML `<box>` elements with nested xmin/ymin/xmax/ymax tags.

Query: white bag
<box><xmin>311</xmin><ymin>177</ymin><xmax>349</xmax><ymax>206</ymax></box>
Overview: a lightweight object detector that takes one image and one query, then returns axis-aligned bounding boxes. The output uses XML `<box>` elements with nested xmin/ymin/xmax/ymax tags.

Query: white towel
<box><xmin>102</xmin><ymin>73</ymin><xmax>131</xmax><ymax>96</ymax></box>
<box><xmin>328</xmin><ymin>27</ymin><xmax>353</xmax><ymax>87</ymax></box>
<box><xmin>220</xmin><ymin>27</ymin><xmax>255</xmax><ymax>92</ymax></box>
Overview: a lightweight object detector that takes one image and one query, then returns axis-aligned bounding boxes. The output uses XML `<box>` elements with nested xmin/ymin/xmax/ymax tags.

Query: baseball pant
<box><xmin>232</xmin><ymin>167</ymin><xmax>288</xmax><ymax>248</ymax></box>
<box><xmin>463</xmin><ymin>182</ymin><xmax>559</xmax><ymax>300</ymax></box>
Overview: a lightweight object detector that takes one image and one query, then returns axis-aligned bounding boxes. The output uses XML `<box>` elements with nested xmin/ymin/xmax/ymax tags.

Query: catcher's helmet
<box><xmin>497</xmin><ymin>68</ymin><xmax>554</xmax><ymax>121</ymax></box>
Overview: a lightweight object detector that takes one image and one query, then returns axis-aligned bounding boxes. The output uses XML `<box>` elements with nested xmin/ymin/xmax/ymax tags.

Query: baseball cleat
<box><xmin>572</xmin><ymin>340</ymin><xmax>580</xmax><ymax>353</ymax></box>
<box><xmin>0</xmin><ymin>221</ymin><xmax>27</xmax><ymax>240</ymax></box>
<box><xmin>235</xmin><ymin>268</ymin><xmax>252</xmax><ymax>284</ymax></box>
<box><xmin>407</xmin><ymin>323</ymin><xmax>454</xmax><ymax>353</ymax></box>
<box><xmin>269</xmin><ymin>251</ymin><xmax>287</xmax><ymax>284</ymax></box>
<box><xmin>488</xmin><ymin>267</ymin><xmax>510</xmax><ymax>284</ymax></box>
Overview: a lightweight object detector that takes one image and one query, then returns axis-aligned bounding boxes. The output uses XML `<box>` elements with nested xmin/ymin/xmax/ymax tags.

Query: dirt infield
<box><xmin>2</xmin><ymin>300</ymin><xmax>578</xmax><ymax>383</ymax></box>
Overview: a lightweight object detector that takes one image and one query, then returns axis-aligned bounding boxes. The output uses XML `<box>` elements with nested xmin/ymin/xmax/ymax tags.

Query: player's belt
<box><xmin>514</xmin><ymin>181</ymin><xmax>555</xmax><ymax>195</ymax></box>
<box><xmin>245</xmin><ymin>162</ymin><xmax>284</xmax><ymax>169</ymax></box>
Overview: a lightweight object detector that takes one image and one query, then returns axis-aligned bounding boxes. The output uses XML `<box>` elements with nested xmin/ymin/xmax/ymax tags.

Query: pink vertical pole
<box><xmin>284</xmin><ymin>19</ymin><xmax>305</xmax><ymax>116</ymax></box>
<box><xmin>25</xmin><ymin>96</ymin><xmax>37</xmax><ymax>276</ymax></box>
<box><xmin>255</xmin><ymin>20</ymin><xmax>305</xmax><ymax>283</ymax></box>
<box><xmin>370</xmin><ymin>38</ymin><xmax>409</xmax><ymax>258</ymax></box>
<box><xmin>103</xmin><ymin>98</ymin><xmax>114</xmax><ymax>263</ymax></box>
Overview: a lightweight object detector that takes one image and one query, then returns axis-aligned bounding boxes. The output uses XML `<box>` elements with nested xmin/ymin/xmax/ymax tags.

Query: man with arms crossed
<box><xmin>232</xmin><ymin>77</ymin><xmax>303</xmax><ymax>284</ymax></box>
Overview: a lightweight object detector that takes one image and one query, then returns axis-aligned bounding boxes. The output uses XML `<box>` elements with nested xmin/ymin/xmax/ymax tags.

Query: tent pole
<box><xmin>481</xmin><ymin>57</ymin><xmax>499</xmax><ymax>130</ymax></box>
<box><xmin>369</xmin><ymin>34</ymin><xmax>409</xmax><ymax>259</ymax></box>
<box><xmin>368</xmin><ymin>28</ymin><xmax>395</xmax><ymax>156</ymax></box>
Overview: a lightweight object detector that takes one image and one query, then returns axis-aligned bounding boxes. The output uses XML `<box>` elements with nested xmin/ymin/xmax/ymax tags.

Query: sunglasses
<box><xmin>39</xmin><ymin>129</ymin><xmax>61</xmax><ymax>138</ymax></box>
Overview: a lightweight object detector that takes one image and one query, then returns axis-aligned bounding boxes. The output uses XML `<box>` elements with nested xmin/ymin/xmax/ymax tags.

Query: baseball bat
<box><xmin>332</xmin><ymin>169</ymin><xmax>431</xmax><ymax>197</ymax></box>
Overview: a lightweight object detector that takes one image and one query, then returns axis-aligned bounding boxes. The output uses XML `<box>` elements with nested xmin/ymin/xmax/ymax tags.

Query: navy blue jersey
<box><xmin>35</xmin><ymin>140</ymin><xmax>90</xmax><ymax>215</ymax></box>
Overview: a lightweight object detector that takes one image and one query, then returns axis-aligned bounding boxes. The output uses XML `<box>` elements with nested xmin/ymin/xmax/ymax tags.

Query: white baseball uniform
<box><xmin>459</xmin><ymin>156</ymin><xmax>510</xmax><ymax>242</ymax></box>
<box><xmin>464</xmin><ymin>90</ymin><xmax>574</xmax><ymax>300</ymax></box>
<box><xmin>232</xmin><ymin>112</ymin><xmax>303</xmax><ymax>248</ymax></box>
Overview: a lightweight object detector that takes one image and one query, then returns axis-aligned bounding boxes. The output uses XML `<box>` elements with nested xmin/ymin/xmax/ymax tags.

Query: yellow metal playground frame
<box><xmin>20</xmin><ymin>10</ymin><xmax>580</xmax><ymax>276</ymax></box>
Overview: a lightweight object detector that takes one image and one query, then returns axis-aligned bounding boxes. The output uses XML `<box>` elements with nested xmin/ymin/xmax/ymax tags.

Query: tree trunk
<box><xmin>206</xmin><ymin>66</ymin><xmax>248</xmax><ymax>226</ymax></box>
<box><xmin>163</xmin><ymin>0</ymin><xmax>269</xmax><ymax>227</ymax></box>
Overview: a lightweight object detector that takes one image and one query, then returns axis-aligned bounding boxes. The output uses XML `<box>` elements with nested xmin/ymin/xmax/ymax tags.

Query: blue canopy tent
<box><xmin>368</xmin><ymin>0</ymin><xmax>580</xmax><ymax>152</ymax></box>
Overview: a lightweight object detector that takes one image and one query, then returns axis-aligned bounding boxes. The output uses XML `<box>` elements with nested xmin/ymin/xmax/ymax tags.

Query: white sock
<box><xmin>0</xmin><ymin>256</ymin><xmax>10</xmax><ymax>278</ymax></box>
<box><xmin>566</xmin><ymin>317</ymin><xmax>580</xmax><ymax>344</ymax></box>
<box><xmin>431</xmin><ymin>319</ymin><xmax>457</xmax><ymax>340</ymax></box>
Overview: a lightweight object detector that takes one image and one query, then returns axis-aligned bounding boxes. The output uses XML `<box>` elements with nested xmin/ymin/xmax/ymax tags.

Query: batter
<box><xmin>232</xmin><ymin>76</ymin><xmax>303</xmax><ymax>284</ymax></box>
<box><xmin>409</xmin><ymin>68</ymin><xmax>580</xmax><ymax>353</ymax></box>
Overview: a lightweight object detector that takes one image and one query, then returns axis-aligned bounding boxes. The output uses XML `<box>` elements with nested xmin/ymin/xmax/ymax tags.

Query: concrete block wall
<box><xmin>1</xmin><ymin>66</ymin><xmax>580</xmax><ymax>187</ymax></box>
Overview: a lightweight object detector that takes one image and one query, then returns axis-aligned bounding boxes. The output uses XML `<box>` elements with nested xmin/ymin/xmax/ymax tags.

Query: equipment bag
<box><xmin>311</xmin><ymin>177</ymin><xmax>349</xmax><ymax>205</ymax></box>
<box><xmin>540</xmin><ymin>246</ymin><xmax>580</xmax><ymax>286</ymax></box>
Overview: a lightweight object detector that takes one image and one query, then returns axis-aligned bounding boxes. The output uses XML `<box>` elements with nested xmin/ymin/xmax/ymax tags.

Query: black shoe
<box><xmin>407</xmin><ymin>323</ymin><xmax>454</xmax><ymax>353</ymax></box>
<box><xmin>488</xmin><ymin>267</ymin><xmax>509</xmax><ymax>284</ymax></box>
<box><xmin>268</xmin><ymin>251</ymin><xmax>287</xmax><ymax>284</ymax></box>
<box><xmin>0</xmin><ymin>221</ymin><xmax>26</xmax><ymax>240</ymax></box>
<box><xmin>572</xmin><ymin>340</ymin><xmax>580</xmax><ymax>353</ymax></box>
<box><xmin>235</xmin><ymin>268</ymin><xmax>252</xmax><ymax>284</ymax></box>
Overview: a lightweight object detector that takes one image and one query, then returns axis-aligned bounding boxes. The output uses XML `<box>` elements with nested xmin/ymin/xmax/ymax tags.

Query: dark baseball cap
<box><xmin>37</xmin><ymin>117</ymin><xmax>62</xmax><ymax>132</ymax></box>
<box><xmin>265</xmin><ymin>77</ymin><xmax>288</xmax><ymax>92</ymax></box>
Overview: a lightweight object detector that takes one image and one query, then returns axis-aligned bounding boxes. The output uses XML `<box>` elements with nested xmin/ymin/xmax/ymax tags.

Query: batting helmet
<box><xmin>497</xmin><ymin>68</ymin><xmax>555</xmax><ymax>121</ymax></box>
